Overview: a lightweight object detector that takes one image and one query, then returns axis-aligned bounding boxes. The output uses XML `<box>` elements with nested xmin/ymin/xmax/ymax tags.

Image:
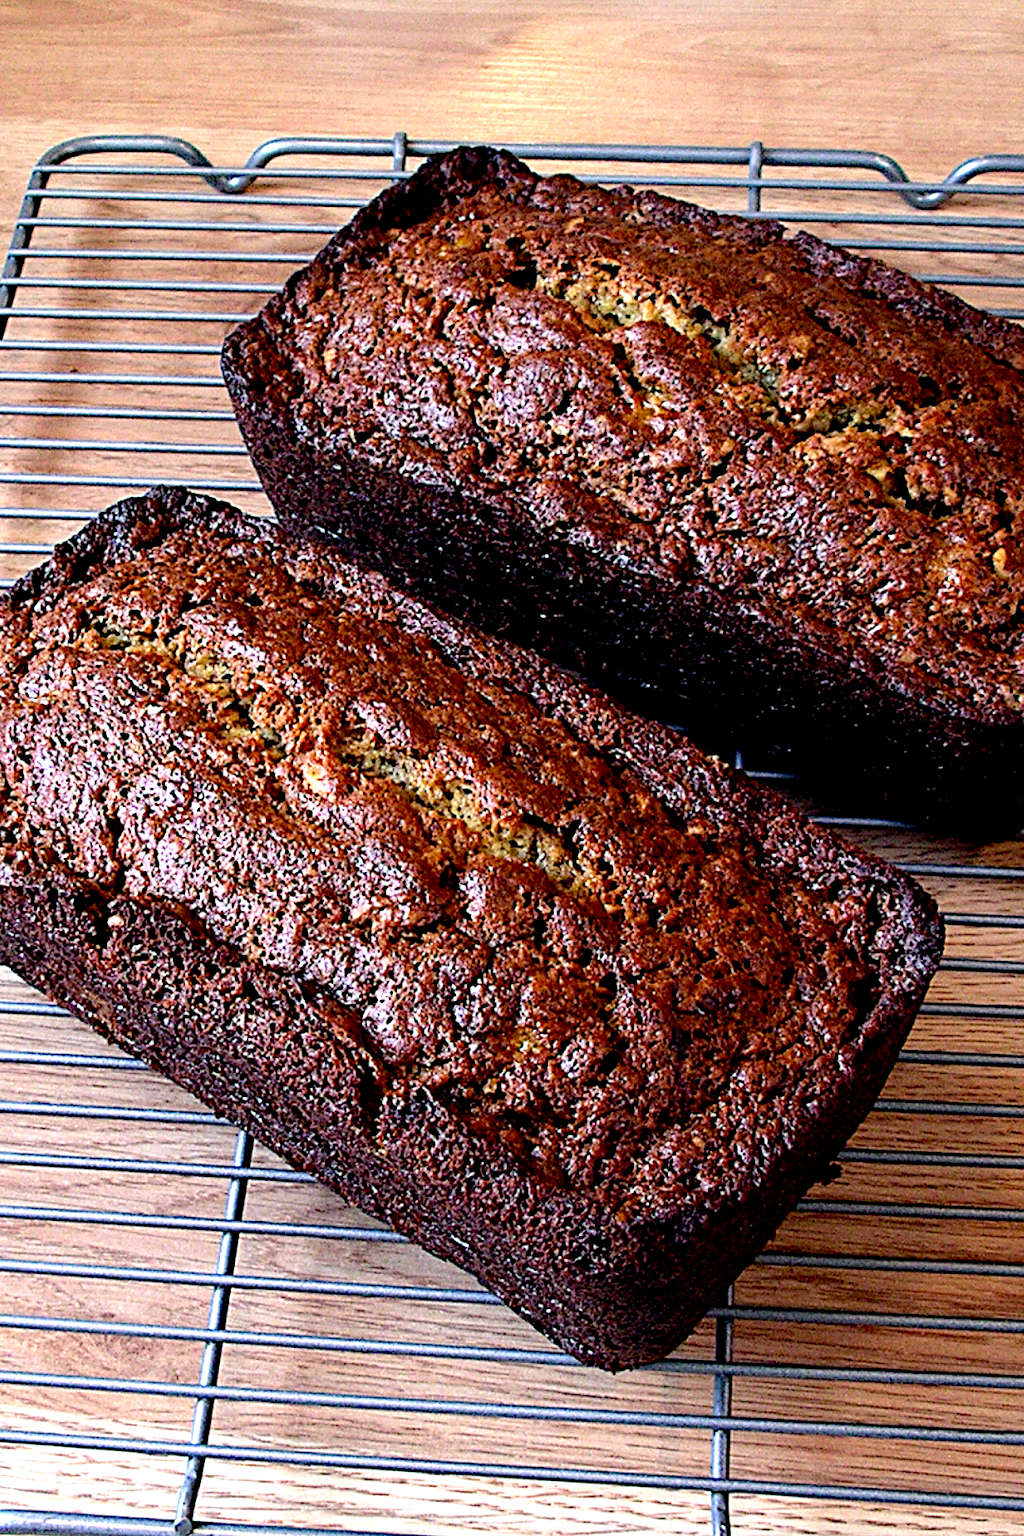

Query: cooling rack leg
<box><xmin>0</xmin><ymin>166</ymin><xmax>50</xmax><ymax>341</ymax></box>
<box><xmin>173</xmin><ymin>1128</ymin><xmax>254</xmax><ymax>1536</ymax></box>
<box><xmin>709</xmin><ymin>1286</ymin><xmax>734</xmax><ymax>1536</ymax></box>
<box><xmin>746</xmin><ymin>141</ymin><xmax>764</xmax><ymax>215</ymax></box>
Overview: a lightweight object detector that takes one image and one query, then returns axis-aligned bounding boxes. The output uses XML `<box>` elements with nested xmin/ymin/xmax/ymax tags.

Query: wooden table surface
<box><xmin>4</xmin><ymin>0</ymin><xmax>1024</xmax><ymax>214</ymax></box>
<box><xmin>2</xmin><ymin>4</ymin><xmax>1024</xmax><ymax>1534</ymax></box>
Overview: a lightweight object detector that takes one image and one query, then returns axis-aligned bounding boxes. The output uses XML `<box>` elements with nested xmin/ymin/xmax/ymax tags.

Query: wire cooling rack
<box><xmin>2</xmin><ymin>134</ymin><xmax>1024</xmax><ymax>1536</ymax></box>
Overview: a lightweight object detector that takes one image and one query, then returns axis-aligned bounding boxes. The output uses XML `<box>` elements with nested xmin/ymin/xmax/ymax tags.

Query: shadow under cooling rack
<box><xmin>2</xmin><ymin>133</ymin><xmax>1024</xmax><ymax>1536</ymax></box>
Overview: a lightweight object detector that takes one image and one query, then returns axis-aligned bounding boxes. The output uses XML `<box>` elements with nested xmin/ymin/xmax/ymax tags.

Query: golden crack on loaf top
<box><xmin>275</xmin><ymin>158</ymin><xmax>1024</xmax><ymax>717</ymax></box>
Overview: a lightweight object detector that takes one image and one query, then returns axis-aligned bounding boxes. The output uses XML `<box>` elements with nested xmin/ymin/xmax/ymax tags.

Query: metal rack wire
<box><xmin>1</xmin><ymin>133</ymin><xmax>1024</xmax><ymax>1536</ymax></box>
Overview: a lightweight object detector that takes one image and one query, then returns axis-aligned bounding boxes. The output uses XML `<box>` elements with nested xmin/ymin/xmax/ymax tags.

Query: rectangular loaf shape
<box><xmin>223</xmin><ymin>145</ymin><xmax>1024</xmax><ymax>833</ymax></box>
<box><xmin>0</xmin><ymin>487</ymin><xmax>941</xmax><ymax>1369</ymax></box>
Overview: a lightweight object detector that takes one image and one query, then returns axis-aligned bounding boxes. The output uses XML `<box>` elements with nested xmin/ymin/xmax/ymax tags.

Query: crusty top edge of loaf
<box><xmin>222</xmin><ymin>146</ymin><xmax>1024</xmax><ymax>726</ymax></box>
<box><xmin>0</xmin><ymin>487</ymin><xmax>942</xmax><ymax>1223</ymax></box>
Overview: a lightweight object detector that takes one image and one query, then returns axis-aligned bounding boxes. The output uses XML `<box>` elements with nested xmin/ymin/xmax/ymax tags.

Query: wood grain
<box><xmin>2</xmin><ymin>0</ymin><xmax>1024</xmax><ymax>230</ymax></box>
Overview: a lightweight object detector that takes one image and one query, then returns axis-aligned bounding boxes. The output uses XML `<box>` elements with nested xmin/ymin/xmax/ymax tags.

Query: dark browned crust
<box><xmin>222</xmin><ymin>145</ymin><xmax>1024</xmax><ymax>833</ymax></box>
<box><xmin>0</xmin><ymin>488</ymin><xmax>943</xmax><ymax>1370</ymax></box>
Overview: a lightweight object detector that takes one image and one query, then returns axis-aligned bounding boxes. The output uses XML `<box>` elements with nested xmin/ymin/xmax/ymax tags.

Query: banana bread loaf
<box><xmin>223</xmin><ymin>145</ymin><xmax>1024</xmax><ymax>831</ymax></box>
<box><xmin>0</xmin><ymin>487</ymin><xmax>941</xmax><ymax>1370</ymax></box>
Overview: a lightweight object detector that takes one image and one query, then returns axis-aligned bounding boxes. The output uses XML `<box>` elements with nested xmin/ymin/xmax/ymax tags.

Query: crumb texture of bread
<box><xmin>0</xmin><ymin>488</ymin><xmax>943</xmax><ymax>1368</ymax></box>
<box><xmin>223</xmin><ymin>146</ymin><xmax>1024</xmax><ymax>828</ymax></box>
